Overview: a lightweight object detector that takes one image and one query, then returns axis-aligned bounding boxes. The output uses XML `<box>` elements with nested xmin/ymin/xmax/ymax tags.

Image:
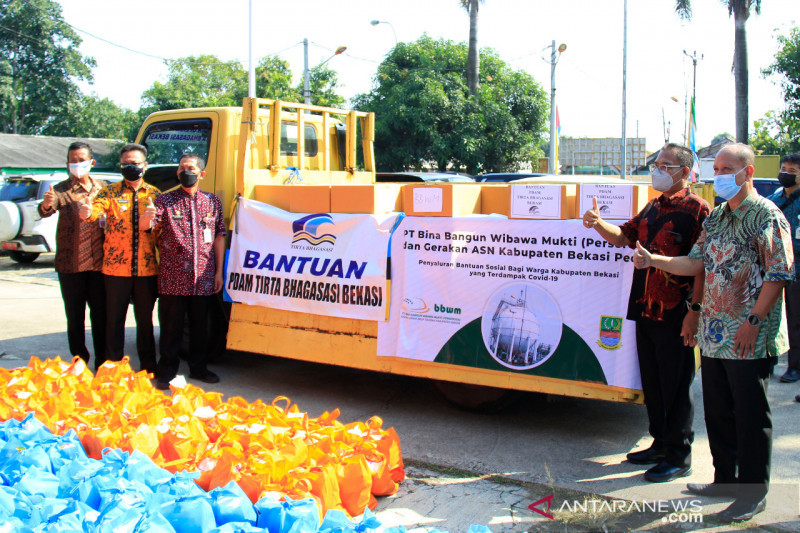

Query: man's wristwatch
<box><xmin>689</xmin><ymin>302</ymin><xmax>702</xmax><ymax>312</ymax></box>
<box><xmin>747</xmin><ymin>313</ymin><xmax>762</xmax><ymax>327</ymax></box>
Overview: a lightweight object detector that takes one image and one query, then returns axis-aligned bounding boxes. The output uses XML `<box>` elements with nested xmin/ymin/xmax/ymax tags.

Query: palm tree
<box><xmin>674</xmin><ymin>0</ymin><xmax>761</xmax><ymax>143</ymax></box>
<box><xmin>459</xmin><ymin>0</ymin><xmax>484</xmax><ymax>96</ymax></box>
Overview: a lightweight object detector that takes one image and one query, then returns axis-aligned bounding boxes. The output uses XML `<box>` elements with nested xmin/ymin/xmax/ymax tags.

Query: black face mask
<box><xmin>778</xmin><ymin>172</ymin><xmax>798</xmax><ymax>188</ymax></box>
<box><xmin>179</xmin><ymin>170</ymin><xmax>198</xmax><ymax>188</ymax></box>
<box><xmin>120</xmin><ymin>164</ymin><xmax>144</xmax><ymax>181</ymax></box>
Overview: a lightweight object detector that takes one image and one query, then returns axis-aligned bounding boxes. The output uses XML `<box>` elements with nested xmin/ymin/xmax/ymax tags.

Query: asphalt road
<box><xmin>1</xmin><ymin>253</ymin><xmax>799</xmax><ymax>532</ymax></box>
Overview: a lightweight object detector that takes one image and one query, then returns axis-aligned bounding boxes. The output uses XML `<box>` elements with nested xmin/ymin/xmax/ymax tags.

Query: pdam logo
<box><xmin>291</xmin><ymin>213</ymin><xmax>336</xmax><ymax>246</ymax></box>
<box><xmin>402</xmin><ymin>297</ymin><xmax>429</xmax><ymax>313</ymax></box>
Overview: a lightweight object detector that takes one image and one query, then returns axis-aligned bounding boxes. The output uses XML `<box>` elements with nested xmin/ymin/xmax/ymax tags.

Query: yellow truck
<box><xmin>136</xmin><ymin>97</ymin><xmax>648</xmax><ymax>408</ymax></box>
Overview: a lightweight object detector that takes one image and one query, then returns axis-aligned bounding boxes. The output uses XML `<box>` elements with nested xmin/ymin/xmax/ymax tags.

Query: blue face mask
<box><xmin>713</xmin><ymin>167</ymin><xmax>745</xmax><ymax>200</ymax></box>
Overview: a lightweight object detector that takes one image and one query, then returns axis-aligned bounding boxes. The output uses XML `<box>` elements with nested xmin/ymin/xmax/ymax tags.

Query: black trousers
<box><xmin>701</xmin><ymin>355</ymin><xmax>773</xmax><ymax>503</ymax></box>
<box><xmin>784</xmin><ymin>282</ymin><xmax>800</xmax><ymax>370</ymax></box>
<box><xmin>157</xmin><ymin>294</ymin><xmax>211</xmax><ymax>382</ymax></box>
<box><xmin>104</xmin><ymin>275</ymin><xmax>157</xmax><ymax>374</ymax></box>
<box><xmin>57</xmin><ymin>271</ymin><xmax>106</xmax><ymax>369</ymax></box>
<box><xmin>635</xmin><ymin>318</ymin><xmax>695</xmax><ymax>467</ymax></box>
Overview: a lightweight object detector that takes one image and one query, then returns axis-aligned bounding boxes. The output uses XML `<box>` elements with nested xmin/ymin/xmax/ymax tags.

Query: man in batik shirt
<box><xmin>140</xmin><ymin>153</ymin><xmax>225</xmax><ymax>389</ymax></box>
<box><xmin>583</xmin><ymin>143</ymin><xmax>710</xmax><ymax>484</ymax></box>
<box><xmin>39</xmin><ymin>142</ymin><xmax>107</xmax><ymax>369</ymax></box>
<box><xmin>79</xmin><ymin>143</ymin><xmax>160</xmax><ymax>375</ymax></box>
<box><xmin>633</xmin><ymin>143</ymin><xmax>794</xmax><ymax>523</ymax></box>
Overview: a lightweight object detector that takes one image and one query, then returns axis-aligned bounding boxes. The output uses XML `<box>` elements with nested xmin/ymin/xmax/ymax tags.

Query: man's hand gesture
<box><xmin>582</xmin><ymin>197</ymin><xmax>600</xmax><ymax>229</ymax></box>
<box><xmin>633</xmin><ymin>241</ymin><xmax>653</xmax><ymax>270</ymax></box>
<box><xmin>140</xmin><ymin>197</ymin><xmax>156</xmax><ymax>230</ymax></box>
<box><xmin>42</xmin><ymin>184</ymin><xmax>56</xmax><ymax>210</ymax></box>
<box><xmin>78</xmin><ymin>197</ymin><xmax>92</xmax><ymax>220</ymax></box>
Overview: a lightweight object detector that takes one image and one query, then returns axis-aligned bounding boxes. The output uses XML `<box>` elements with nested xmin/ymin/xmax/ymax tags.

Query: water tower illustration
<box><xmin>488</xmin><ymin>286</ymin><xmax>553</xmax><ymax>367</ymax></box>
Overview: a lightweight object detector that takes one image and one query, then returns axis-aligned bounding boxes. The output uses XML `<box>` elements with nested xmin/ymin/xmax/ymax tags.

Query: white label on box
<box><xmin>413</xmin><ymin>188</ymin><xmax>443</xmax><ymax>213</ymax></box>
<box><xmin>510</xmin><ymin>184</ymin><xmax>562</xmax><ymax>219</ymax></box>
<box><xmin>579</xmin><ymin>184</ymin><xmax>633</xmax><ymax>219</ymax></box>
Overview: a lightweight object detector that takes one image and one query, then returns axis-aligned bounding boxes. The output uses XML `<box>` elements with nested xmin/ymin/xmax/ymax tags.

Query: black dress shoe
<box><xmin>686</xmin><ymin>482</ymin><xmax>736</xmax><ymax>497</ymax></box>
<box><xmin>626</xmin><ymin>447</ymin><xmax>666</xmax><ymax>465</ymax></box>
<box><xmin>189</xmin><ymin>370</ymin><xmax>220</xmax><ymax>384</ymax></box>
<box><xmin>780</xmin><ymin>368</ymin><xmax>800</xmax><ymax>383</ymax></box>
<box><xmin>795</xmin><ymin>394</ymin><xmax>800</xmax><ymax>403</ymax></box>
<box><xmin>715</xmin><ymin>498</ymin><xmax>766</xmax><ymax>523</ymax></box>
<box><xmin>644</xmin><ymin>461</ymin><xmax>691</xmax><ymax>483</ymax></box>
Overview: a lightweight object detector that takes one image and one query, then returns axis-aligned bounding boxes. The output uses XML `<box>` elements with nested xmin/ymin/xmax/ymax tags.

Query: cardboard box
<box><xmin>480</xmin><ymin>184</ymin><xmax>510</xmax><ymax>216</ymax></box>
<box><xmin>508</xmin><ymin>183</ymin><xmax>577</xmax><ymax>219</ymax></box>
<box><xmin>253</xmin><ymin>185</ymin><xmax>291</xmax><ymax>211</ymax></box>
<box><xmin>289</xmin><ymin>185</ymin><xmax>331</xmax><ymax>213</ymax></box>
<box><xmin>577</xmin><ymin>183</ymin><xmax>650</xmax><ymax>220</ymax></box>
<box><xmin>401</xmin><ymin>183</ymin><xmax>482</xmax><ymax>217</ymax></box>
<box><xmin>330</xmin><ymin>184</ymin><xmax>402</xmax><ymax>214</ymax></box>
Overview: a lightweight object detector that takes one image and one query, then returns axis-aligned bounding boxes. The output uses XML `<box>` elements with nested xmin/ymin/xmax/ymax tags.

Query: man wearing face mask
<box><xmin>632</xmin><ymin>143</ymin><xmax>794</xmax><ymax>523</ymax></box>
<box><xmin>140</xmin><ymin>153</ymin><xmax>225</xmax><ymax>389</ymax></box>
<box><xmin>79</xmin><ymin>143</ymin><xmax>160</xmax><ymax>376</ymax></box>
<box><xmin>38</xmin><ymin>142</ymin><xmax>107</xmax><ymax>369</ymax></box>
<box><xmin>765</xmin><ymin>153</ymin><xmax>800</xmax><ymax>385</ymax></box>
<box><xmin>582</xmin><ymin>143</ymin><xmax>710</xmax><ymax>483</ymax></box>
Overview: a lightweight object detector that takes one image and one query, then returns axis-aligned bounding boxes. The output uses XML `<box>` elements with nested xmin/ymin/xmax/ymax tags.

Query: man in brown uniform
<box><xmin>38</xmin><ymin>141</ymin><xmax>107</xmax><ymax>369</ymax></box>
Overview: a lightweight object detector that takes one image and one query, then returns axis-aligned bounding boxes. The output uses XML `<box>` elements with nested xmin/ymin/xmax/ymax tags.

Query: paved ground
<box><xmin>1</xmin><ymin>254</ymin><xmax>799</xmax><ymax>532</ymax></box>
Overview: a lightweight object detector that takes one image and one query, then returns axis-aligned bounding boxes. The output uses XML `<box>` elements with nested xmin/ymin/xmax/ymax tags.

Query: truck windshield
<box><xmin>140</xmin><ymin>119</ymin><xmax>211</xmax><ymax>165</ymax></box>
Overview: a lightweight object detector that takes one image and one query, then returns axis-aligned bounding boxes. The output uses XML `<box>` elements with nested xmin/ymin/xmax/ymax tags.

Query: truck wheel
<box><xmin>431</xmin><ymin>380</ymin><xmax>519</xmax><ymax>413</ymax></box>
<box><xmin>9</xmin><ymin>251</ymin><xmax>39</xmax><ymax>263</ymax></box>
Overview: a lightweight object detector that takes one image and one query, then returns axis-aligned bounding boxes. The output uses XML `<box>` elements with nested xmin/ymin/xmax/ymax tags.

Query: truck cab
<box><xmin>136</xmin><ymin>99</ymin><xmax>376</xmax><ymax>222</ymax></box>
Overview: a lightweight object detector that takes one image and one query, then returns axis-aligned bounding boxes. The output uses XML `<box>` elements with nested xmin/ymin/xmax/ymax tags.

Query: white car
<box><xmin>0</xmin><ymin>172</ymin><xmax>120</xmax><ymax>263</ymax></box>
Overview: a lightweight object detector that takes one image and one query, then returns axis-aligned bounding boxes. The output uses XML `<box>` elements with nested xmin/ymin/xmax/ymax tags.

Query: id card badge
<box><xmin>203</xmin><ymin>227</ymin><xmax>213</xmax><ymax>243</ymax></box>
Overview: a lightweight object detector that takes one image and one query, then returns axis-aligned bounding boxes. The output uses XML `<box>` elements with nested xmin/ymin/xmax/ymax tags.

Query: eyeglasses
<box><xmin>649</xmin><ymin>163</ymin><xmax>682</xmax><ymax>173</ymax></box>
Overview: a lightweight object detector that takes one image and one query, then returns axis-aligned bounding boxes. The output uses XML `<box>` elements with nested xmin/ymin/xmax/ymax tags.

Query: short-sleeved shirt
<box><xmin>620</xmin><ymin>188</ymin><xmax>711</xmax><ymax>323</ymax></box>
<box><xmin>153</xmin><ymin>189</ymin><xmax>226</xmax><ymax>296</ymax></box>
<box><xmin>766</xmin><ymin>187</ymin><xmax>800</xmax><ymax>257</ymax></box>
<box><xmin>37</xmin><ymin>176</ymin><xmax>106</xmax><ymax>273</ymax></box>
<box><xmin>86</xmin><ymin>180</ymin><xmax>160</xmax><ymax>277</ymax></box>
<box><xmin>689</xmin><ymin>193</ymin><xmax>795</xmax><ymax>359</ymax></box>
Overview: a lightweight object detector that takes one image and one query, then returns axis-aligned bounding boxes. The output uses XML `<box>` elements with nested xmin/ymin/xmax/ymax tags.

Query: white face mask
<box><xmin>650</xmin><ymin>167</ymin><xmax>680</xmax><ymax>192</ymax></box>
<box><xmin>68</xmin><ymin>160</ymin><xmax>93</xmax><ymax>178</ymax></box>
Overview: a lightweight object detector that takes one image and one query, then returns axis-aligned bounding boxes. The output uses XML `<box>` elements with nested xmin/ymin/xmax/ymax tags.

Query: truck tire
<box><xmin>9</xmin><ymin>251</ymin><xmax>40</xmax><ymax>263</ymax></box>
<box><xmin>431</xmin><ymin>380</ymin><xmax>520</xmax><ymax>413</ymax></box>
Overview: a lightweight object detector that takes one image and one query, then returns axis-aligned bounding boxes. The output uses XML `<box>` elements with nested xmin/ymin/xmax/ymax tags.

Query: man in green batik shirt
<box><xmin>632</xmin><ymin>143</ymin><xmax>794</xmax><ymax>524</ymax></box>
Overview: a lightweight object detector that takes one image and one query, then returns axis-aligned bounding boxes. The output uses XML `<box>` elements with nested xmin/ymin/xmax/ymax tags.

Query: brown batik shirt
<box><xmin>38</xmin><ymin>175</ymin><xmax>106</xmax><ymax>273</ymax></box>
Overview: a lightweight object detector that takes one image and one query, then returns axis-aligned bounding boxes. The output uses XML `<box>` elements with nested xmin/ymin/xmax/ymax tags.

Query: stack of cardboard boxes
<box><xmin>253</xmin><ymin>182</ymin><xmax>657</xmax><ymax>220</ymax></box>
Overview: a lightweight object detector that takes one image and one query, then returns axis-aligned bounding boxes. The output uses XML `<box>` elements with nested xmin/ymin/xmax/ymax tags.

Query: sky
<box><xmin>56</xmin><ymin>0</ymin><xmax>797</xmax><ymax>154</ymax></box>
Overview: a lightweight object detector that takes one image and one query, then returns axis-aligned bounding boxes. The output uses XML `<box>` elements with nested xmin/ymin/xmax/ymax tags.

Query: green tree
<box><xmin>760</xmin><ymin>26</ymin><xmax>800</xmax><ymax>154</ymax></box>
<box><xmin>140</xmin><ymin>54</ymin><xmax>344</xmax><ymax>115</ymax></box>
<box><xmin>750</xmin><ymin>111</ymin><xmax>800</xmax><ymax>155</ymax></box>
<box><xmin>459</xmin><ymin>0</ymin><xmax>484</xmax><ymax>96</ymax></box>
<box><xmin>0</xmin><ymin>0</ymin><xmax>95</xmax><ymax>134</ymax></box>
<box><xmin>41</xmin><ymin>94</ymin><xmax>138</xmax><ymax>140</ymax></box>
<box><xmin>674</xmin><ymin>0</ymin><xmax>761</xmax><ymax>143</ymax></box>
<box><xmin>352</xmin><ymin>36</ymin><xmax>548</xmax><ymax>174</ymax></box>
<box><xmin>711</xmin><ymin>132</ymin><xmax>735</xmax><ymax>144</ymax></box>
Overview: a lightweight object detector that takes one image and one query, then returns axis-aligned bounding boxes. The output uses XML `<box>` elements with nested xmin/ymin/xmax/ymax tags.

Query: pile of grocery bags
<box><xmin>0</xmin><ymin>356</ymin><xmax>412</xmax><ymax>531</ymax></box>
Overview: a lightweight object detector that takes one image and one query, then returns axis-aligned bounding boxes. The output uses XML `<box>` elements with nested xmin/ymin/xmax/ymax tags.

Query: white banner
<box><xmin>378</xmin><ymin>216</ymin><xmax>642</xmax><ymax>390</ymax></box>
<box><xmin>226</xmin><ymin>199</ymin><xmax>400</xmax><ymax>321</ymax></box>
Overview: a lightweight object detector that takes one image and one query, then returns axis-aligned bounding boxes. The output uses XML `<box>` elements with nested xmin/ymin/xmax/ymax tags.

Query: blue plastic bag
<box><xmin>14</xmin><ymin>466</ymin><xmax>59</xmax><ymax>498</ymax></box>
<box><xmin>133</xmin><ymin>510</ymin><xmax>178</xmax><ymax>532</ymax></box>
<box><xmin>209</xmin><ymin>523</ymin><xmax>267</xmax><ymax>533</ymax></box>
<box><xmin>159</xmin><ymin>494</ymin><xmax>217</xmax><ymax>533</ymax></box>
<box><xmin>209</xmin><ymin>480</ymin><xmax>257</xmax><ymax>525</ymax></box>
<box><xmin>124</xmin><ymin>450</ymin><xmax>173</xmax><ymax>489</ymax></box>
<box><xmin>255</xmin><ymin>496</ymin><xmax>320</xmax><ymax>533</ymax></box>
